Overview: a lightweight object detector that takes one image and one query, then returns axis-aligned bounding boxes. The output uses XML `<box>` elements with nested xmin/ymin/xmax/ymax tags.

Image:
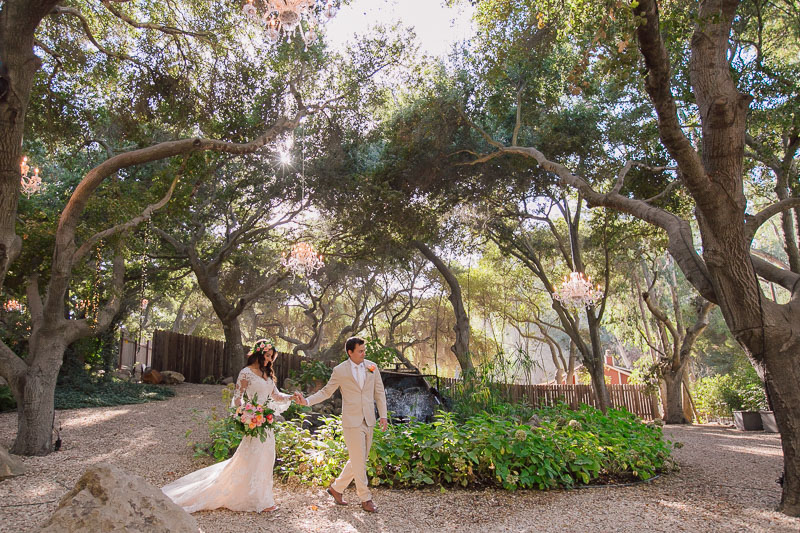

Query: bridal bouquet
<box><xmin>230</xmin><ymin>393</ymin><xmax>276</xmax><ymax>442</ymax></box>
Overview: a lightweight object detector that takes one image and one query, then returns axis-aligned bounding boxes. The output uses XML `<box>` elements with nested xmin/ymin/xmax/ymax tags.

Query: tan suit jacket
<box><xmin>306</xmin><ymin>359</ymin><xmax>388</xmax><ymax>428</ymax></box>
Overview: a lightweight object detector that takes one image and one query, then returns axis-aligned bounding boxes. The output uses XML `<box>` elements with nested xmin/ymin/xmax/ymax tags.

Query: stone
<box><xmin>142</xmin><ymin>368</ymin><xmax>163</xmax><ymax>385</ymax></box>
<box><xmin>283</xmin><ymin>377</ymin><xmax>299</xmax><ymax>391</ymax></box>
<box><xmin>221</xmin><ymin>376</ymin><xmax>234</xmax><ymax>385</ymax></box>
<box><xmin>568</xmin><ymin>419</ymin><xmax>582</xmax><ymax>429</ymax></box>
<box><xmin>0</xmin><ymin>444</ymin><xmax>26</xmax><ymax>480</ymax></box>
<box><xmin>160</xmin><ymin>371</ymin><xmax>185</xmax><ymax>385</ymax></box>
<box><xmin>37</xmin><ymin>463</ymin><xmax>198</xmax><ymax>533</ymax></box>
<box><xmin>112</xmin><ymin>369</ymin><xmax>131</xmax><ymax>381</ymax></box>
<box><xmin>525</xmin><ymin>414</ymin><xmax>542</xmax><ymax>427</ymax></box>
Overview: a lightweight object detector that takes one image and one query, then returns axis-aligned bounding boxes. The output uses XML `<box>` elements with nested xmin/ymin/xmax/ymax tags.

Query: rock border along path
<box><xmin>1</xmin><ymin>383</ymin><xmax>799</xmax><ymax>532</ymax></box>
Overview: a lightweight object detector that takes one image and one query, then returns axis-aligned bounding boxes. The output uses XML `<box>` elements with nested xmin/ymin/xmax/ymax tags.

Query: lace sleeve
<box><xmin>268</xmin><ymin>380</ymin><xmax>292</xmax><ymax>415</ymax></box>
<box><xmin>232</xmin><ymin>369</ymin><xmax>250</xmax><ymax>408</ymax></box>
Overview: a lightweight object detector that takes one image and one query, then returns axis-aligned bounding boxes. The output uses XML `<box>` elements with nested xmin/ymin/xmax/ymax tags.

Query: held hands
<box><xmin>292</xmin><ymin>391</ymin><xmax>307</xmax><ymax>406</ymax></box>
<box><xmin>379</xmin><ymin>418</ymin><xmax>388</xmax><ymax>432</ymax></box>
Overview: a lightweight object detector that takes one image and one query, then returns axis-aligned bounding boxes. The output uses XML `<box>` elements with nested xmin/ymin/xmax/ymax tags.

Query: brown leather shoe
<box><xmin>361</xmin><ymin>500</ymin><xmax>377</xmax><ymax>513</ymax></box>
<box><xmin>327</xmin><ymin>486</ymin><xmax>347</xmax><ymax>506</ymax></box>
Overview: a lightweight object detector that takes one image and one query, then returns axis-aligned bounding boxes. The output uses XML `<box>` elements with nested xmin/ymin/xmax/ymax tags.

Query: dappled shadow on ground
<box><xmin>2</xmin><ymin>389</ymin><xmax>799</xmax><ymax>532</ymax></box>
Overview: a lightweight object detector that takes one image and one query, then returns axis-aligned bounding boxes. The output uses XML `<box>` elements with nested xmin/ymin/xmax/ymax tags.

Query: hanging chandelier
<box><xmin>3</xmin><ymin>299</ymin><xmax>23</xmax><ymax>313</ymax></box>
<box><xmin>20</xmin><ymin>156</ymin><xmax>42</xmax><ymax>198</ymax></box>
<box><xmin>552</xmin><ymin>272</ymin><xmax>604</xmax><ymax>310</ymax></box>
<box><xmin>242</xmin><ymin>0</ymin><xmax>339</xmax><ymax>44</ymax></box>
<box><xmin>282</xmin><ymin>242</ymin><xmax>324</xmax><ymax>277</ymax></box>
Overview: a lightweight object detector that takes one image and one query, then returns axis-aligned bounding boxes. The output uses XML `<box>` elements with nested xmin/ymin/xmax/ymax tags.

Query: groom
<box><xmin>294</xmin><ymin>336</ymin><xmax>387</xmax><ymax>513</ymax></box>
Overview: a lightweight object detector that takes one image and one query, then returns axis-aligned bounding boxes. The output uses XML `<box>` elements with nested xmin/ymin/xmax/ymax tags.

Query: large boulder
<box><xmin>141</xmin><ymin>368</ymin><xmax>163</xmax><ymax>385</ymax></box>
<box><xmin>0</xmin><ymin>444</ymin><xmax>26</xmax><ymax>480</ymax></box>
<box><xmin>220</xmin><ymin>376</ymin><xmax>234</xmax><ymax>385</ymax></box>
<box><xmin>159</xmin><ymin>371</ymin><xmax>185</xmax><ymax>385</ymax></box>
<box><xmin>37</xmin><ymin>463</ymin><xmax>198</xmax><ymax>533</ymax></box>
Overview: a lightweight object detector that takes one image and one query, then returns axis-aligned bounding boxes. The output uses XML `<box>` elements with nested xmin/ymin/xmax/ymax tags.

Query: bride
<box><xmin>162</xmin><ymin>340</ymin><xmax>293</xmax><ymax>513</ymax></box>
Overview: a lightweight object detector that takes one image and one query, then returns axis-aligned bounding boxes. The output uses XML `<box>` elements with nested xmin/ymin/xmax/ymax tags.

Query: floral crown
<box><xmin>248</xmin><ymin>339</ymin><xmax>274</xmax><ymax>357</ymax></box>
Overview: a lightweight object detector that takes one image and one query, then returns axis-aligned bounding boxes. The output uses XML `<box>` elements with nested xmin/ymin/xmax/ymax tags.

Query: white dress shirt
<box><xmin>350</xmin><ymin>359</ymin><xmax>365</xmax><ymax>388</ymax></box>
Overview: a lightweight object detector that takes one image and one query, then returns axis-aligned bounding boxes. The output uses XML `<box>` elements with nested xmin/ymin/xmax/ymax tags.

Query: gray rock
<box><xmin>221</xmin><ymin>376</ymin><xmax>234</xmax><ymax>385</ymax></box>
<box><xmin>112</xmin><ymin>369</ymin><xmax>131</xmax><ymax>381</ymax></box>
<box><xmin>525</xmin><ymin>414</ymin><xmax>542</xmax><ymax>427</ymax></box>
<box><xmin>0</xmin><ymin>444</ymin><xmax>26</xmax><ymax>480</ymax></box>
<box><xmin>283</xmin><ymin>377</ymin><xmax>299</xmax><ymax>391</ymax></box>
<box><xmin>37</xmin><ymin>463</ymin><xmax>198</xmax><ymax>533</ymax></box>
<box><xmin>160</xmin><ymin>371</ymin><xmax>185</xmax><ymax>385</ymax></box>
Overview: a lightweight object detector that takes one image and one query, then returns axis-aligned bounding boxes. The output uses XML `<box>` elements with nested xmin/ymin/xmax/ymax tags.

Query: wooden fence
<box><xmin>438</xmin><ymin>379</ymin><xmax>659</xmax><ymax>419</ymax></box>
<box><xmin>151</xmin><ymin>330</ymin><xmax>325</xmax><ymax>385</ymax></box>
<box><xmin>152</xmin><ymin>330</ymin><xmax>226</xmax><ymax>383</ymax></box>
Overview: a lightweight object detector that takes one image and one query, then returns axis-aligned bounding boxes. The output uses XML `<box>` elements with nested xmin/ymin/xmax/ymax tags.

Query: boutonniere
<box><xmin>367</xmin><ymin>364</ymin><xmax>376</xmax><ymax>373</ymax></box>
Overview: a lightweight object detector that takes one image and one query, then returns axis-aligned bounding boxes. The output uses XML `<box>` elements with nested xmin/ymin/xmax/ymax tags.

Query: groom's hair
<box><xmin>345</xmin><ymin>336</ymin><xmax>365</xmax><ymax>354</ymax></box>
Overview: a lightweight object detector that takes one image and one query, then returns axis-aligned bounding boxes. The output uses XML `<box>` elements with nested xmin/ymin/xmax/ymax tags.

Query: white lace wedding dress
<box><xmin>162</xmin><ymin>366</ymin><xmax>292</xmax><ymax>513</ymax></box>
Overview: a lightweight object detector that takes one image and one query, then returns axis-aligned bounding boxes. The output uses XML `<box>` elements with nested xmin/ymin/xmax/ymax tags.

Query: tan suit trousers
<box><xmin>331</xmin><ymin>420</ymin><xmax>373</xmax><ymax>502</ymax></box>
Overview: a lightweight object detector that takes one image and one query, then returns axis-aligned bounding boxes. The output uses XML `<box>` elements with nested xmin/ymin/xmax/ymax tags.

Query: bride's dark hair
<box><xmin>246</xmin><ymin>339</ymin><xmax>276</xmax><ymax>380</ymax></box>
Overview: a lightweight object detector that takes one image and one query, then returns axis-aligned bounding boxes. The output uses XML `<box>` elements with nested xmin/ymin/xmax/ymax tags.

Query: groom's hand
<box><xmin>294</xmin><ymin>392</ymin><xmax>308</xmax><ymax>406</ymax></box>
<box><xmin>379</xmin><ymin>418</ymin><xmax>388</xmax><ymax>432</ymax></box>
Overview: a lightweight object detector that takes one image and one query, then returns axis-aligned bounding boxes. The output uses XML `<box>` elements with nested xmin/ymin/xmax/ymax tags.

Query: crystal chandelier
<box><xmin>3</xmin><ymin>299</ymin><xmax>23</xmax><ymax>313</ymax></box>
<box><xmin>242</xmin><ymin>0</ymin><xmax>339</xmax><ymax>44</ymax></box>
<box><xmin>282</xmin><ymin>242</ymin><xmax>324</xmax><ymax>277</ymax></box>
<box><xmin>552</xmin><ymin>272</ymin><xmax>604</xmax><ymax>310</ymax></box>
<box><xmin>20</xmin><ymin>156</ymin><xmax>42</xmax><ymax>198</ymax></box>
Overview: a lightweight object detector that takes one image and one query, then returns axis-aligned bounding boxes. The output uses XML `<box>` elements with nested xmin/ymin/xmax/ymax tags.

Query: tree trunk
<box><xmin>586</xmin><ymin>311</ymin><xmax>611</xmax><ymax>412</ymax></box>
<box><xmin>566</xmin><ymin>341</ymin><xmax>576</xmax><ymax>384</ymax></box>
<box><xmin>10</xmin><ymin>340</ymin><xmax>65</xmax><ymax>456</ymax></box>
<box><xmin>662</xmin><ymin>369</ymin><xmax>688</xmax><ymax>424</ymax></box>
<box><xmin>762</xmin><ymin>336</ymin><xmax>800</xmax><ymax>515</ymax></box>
<box><xmin>413</xmin><ymin>241</ymin><xmax>473</xmax><ymax>373</ymax></box>
<box><xmin>222</xmin><ymin>320</ymin><xmax>246</xmax><ymax>378</ymax></box>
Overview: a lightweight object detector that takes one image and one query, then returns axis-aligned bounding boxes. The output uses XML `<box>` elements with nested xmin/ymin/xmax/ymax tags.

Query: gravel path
<box><xmin>2</xmin><ymin>383</ymin><xmax>799</xmax><ymax>532</ymax></box>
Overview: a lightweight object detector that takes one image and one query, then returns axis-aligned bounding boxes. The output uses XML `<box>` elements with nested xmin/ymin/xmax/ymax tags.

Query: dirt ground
<box><xmin>2</xmin><ymin>383</ymin><xmax>799</xmax><ymax>532</ymax></box>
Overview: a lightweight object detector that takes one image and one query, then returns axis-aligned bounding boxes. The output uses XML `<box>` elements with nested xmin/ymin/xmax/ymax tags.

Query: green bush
<box><xmin>363</xmin><ymin>339</ymin><xmax>401</xmax><ymax>368</ymax></box>
<box><xmin>0</xmin><ymin>375</ymin><xmax>174</xmax><ymax>412</ymax></box>
<box><xmin>189</xmin><ymin>406</ymin><xmax>244</xmax><ymax>462</ymax></box>
<box><xmin>269</xmin><ymin>405</ymin><xmax>672</xmax><ymax>490</ymax></box>
<box><xmin>291</xmin><ymin>360</ymin><xmax>333</xmax><ymax>389</ymax></box>
<box><xmin>0</xmin><ymin>386</ymin><xmax>16</xmax><ymax>412</ymax></box>
<box><xmin>693</xmin><ymin>363</ymin><xmax>767</xmax><ymax>421</ymax></box>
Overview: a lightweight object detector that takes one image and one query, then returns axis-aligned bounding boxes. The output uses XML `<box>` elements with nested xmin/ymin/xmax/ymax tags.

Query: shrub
<box><xmin>268</xmin><ymin>405</ymin><xmax>672</xmax><ymax>490</ymax></box>
<box><xmin>693</xmin><ymin>363</ymin><xmax>767</xmax><ymax>421</ymax></box>
<box><xmin>0</xmin><ymin>386</ymin><xmax>16</xmax><ymax>412</ymax></box>
<box><xmin>291</xmin><ymin>360</ymin><xmax>332</xmax><ymax>389</ymax></box>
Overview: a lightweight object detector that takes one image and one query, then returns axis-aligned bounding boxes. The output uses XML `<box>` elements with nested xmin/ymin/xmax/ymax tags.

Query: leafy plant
<box><xmin>189</xmin><ymin>406</ymin><xmax>243</xmax><ymax>462</ymax></box>
<box><xmin>265</xmin><ymin>404</ymin><xmax>672</xmax><ymax>490</ymax></box>
<box><xmin>291</xmin><ymin>360</ymin><xmax>332</xmax><ymax>389</ymax></box>
<box><xmin>362</xmin><ymin>338</ymin><xmax>400</xmax><ymax>368</ymax></box>
<box><xmin>0</xmin><ymin>386</ymin><xmax>16</xmax><ymax>412</ymax></box>
<box><xmin>693</xmin><ymin>363</ymin><xmax>768</xmax><ymax>420</ymax></box>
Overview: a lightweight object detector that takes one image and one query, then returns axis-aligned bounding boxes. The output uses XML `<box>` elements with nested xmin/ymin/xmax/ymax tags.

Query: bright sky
<box><xmin>324</xmin><ymin>0</ymin><xmax>475</xmax><ymax>58</ymax></box>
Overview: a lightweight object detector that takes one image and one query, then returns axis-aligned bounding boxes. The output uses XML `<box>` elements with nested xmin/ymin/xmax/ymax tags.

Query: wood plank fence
<box><xmin>151</xmin><ymin>330</ymin><xmax>327</xmax><ymax>385</ymax></box>
<box><xmin>438</xmin><ymin>379</ymin><xmax>658</xmax><ymax>420</ymax></box>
